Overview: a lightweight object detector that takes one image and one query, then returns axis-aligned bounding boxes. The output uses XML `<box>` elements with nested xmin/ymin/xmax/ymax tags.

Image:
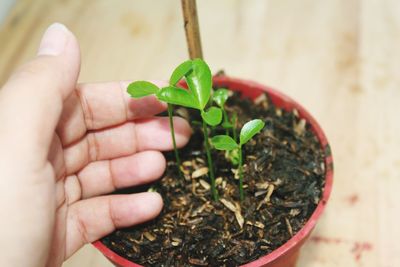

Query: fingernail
<box><xmin>37</xmin><ymin>23</ymin><xmax>69</xmax><ymax>56</ymax></box>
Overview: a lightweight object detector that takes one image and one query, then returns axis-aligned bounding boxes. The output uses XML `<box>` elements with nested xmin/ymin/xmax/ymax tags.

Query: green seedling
<box><xmin>212</xmin><ymin>88</ymin><xmax>232</xmax><ymax>134</ymax></box>
<box><xmin>211</xmin><ymin>119</ymin><xmax>265</xmax><ymax>201</ymax></box>
<box><xmin>157</xmin><ymin>59</ymin><xmax>223</xmax><ymax>126</ymax></box>
<box><xmin>212</xmin><ymin>88</ymin><xmax>238</xmax><ymax>142</ymax></box>
<box><xmin>156</xmin><ymin>59</ymin><xmax>223</xmax><ymax>201</ymax></box>
<box><xmin>212</xmin><ymin>88</ymin><xmax>240</xmax><ymax>164</ymax></box>
<box><xmin>127</xmin><ymin>81</ymin><xmax>183</xmax><ymax>178</ymax></box>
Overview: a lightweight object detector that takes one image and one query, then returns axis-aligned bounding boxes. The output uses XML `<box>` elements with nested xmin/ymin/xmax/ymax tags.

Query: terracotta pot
<box><xmin>93</xmin><ymin>76</ymin><xmax>334</xmax><ymax>267</ymax></box>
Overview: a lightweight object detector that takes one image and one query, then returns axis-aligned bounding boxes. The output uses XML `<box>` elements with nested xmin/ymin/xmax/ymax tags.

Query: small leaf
<box><xmin>156</xmin><ymin>86</ymin><xmax>200</xmax><ymax>109</ymax></box>
<box><xmin>240</xmin><ymin>119</ymin><xmax>265</xmax><ymax>145</ymax></box>
<box><xmin>186</xmin><ymin>59</ymin><xmax>212</xmax><ymax>109</ymax></box>
<box><xmin>169</xmin><ymin>60</ymin><xmax>193</xmax><ymax>86</ymax></box>
<box><xmin>201</xmin><ymin>106</ymin><xmax>222</xmax><ymax>126</ymax></box>
<box><xmin>213</xmin><ymin>88</ymin><xmax>229</xmax><ymax>107</ymax></box>
<box><xmin>127</xmin><ymin>81</ymin><xmax>159</xmax><ymax>98</ymax></box>
<box><xmin>211</xmin><ymin>135</ymin><xmax>238</xmax><ymax>151</ymax></box>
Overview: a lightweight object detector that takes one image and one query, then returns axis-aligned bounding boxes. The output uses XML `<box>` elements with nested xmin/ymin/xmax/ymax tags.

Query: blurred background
<box><xmin>1</xmin><ymin>0</ymin><xmax>399</xmax><ymax>266</ymax></box>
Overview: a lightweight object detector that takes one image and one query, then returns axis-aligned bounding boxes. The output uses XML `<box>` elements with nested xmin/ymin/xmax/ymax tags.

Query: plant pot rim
<box><xmin>93</xmin><ymin>75</ymin><xmax>334</xmax><ymax>267</ymax></box>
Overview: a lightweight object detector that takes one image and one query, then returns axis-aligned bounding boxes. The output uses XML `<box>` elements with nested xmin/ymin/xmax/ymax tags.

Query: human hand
<box><xmin>0</xmin><ymin>23</ymin><xmax>191</xmax><ymax>267</ymax></box>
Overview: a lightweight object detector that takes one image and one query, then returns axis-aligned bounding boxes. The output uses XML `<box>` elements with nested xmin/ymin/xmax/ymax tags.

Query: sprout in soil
<box><xmin>211</xmin><ymin>119</ymin><xmax>265</xmax><ymax>201</ymax></box>
<box><xmin>212</xmin><ymin>88</ymin><xmax>233</xmax><ymax>135</ymax></box>
<box><xmin>127</xmin><ymin>81</ymin><xmax>184</xmax><ymax>178</ymax></box>
<box><xmin>212</xmin><ymin>88</ymin><xmax>240</xmax><ymax>164</ymax></box>
<box><xmin>156</xmin><ymin>59</ymin><xmax>222</xmax><ymax>201</ymax></box>
<box><xmin>127</xmin><ymin>59</ymin><xmax>264</xmax><ymax>203</ymax></box>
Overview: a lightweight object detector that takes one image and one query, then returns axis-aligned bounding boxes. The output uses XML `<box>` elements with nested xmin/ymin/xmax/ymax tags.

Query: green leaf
<box><xmin>201</xmin><ymin>107</ymin><xmax>222</xmax><ymax>126</ymax></box>
<box><xmin>211</xmin><ymin>135</ymin><xmax>238</xmax><ymax>151</ymax></box>
<box><xmin>239</xmin><ymin>119</ymin><xmax>265</xmax><ymax>145</ymax></box>
<box><xmin>169</xmin><ymin>60</ymin><xmax>193</xmax><ymax>86</ymax></box>
<box><xmin>156</xmin><ymin>86</ymin><xmax>200</xmax><ymax>109</ymax></box>
<box><xmin>127</xmin><ymin>81</ymin><xmax>159</xmax><ymax>98</ymax></box>
<box><xmin>186</xmin><ymin>59</ymin><xmax>212</xmax><ymax>109</ymax></box>
<box><xmin>213</xmin><ymin>88</ymin><xmax>229</xmax><ymax>107</ymax></box>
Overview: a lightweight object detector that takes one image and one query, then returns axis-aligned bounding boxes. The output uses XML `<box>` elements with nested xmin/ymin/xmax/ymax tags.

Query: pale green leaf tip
<box><xmin>239</xmin><ymin>119</ymin><xmax>265</xmax><ymax>145</ymax></box>
<box><xmin>169</xmin><ymin>60</ymin><xmax>193</xmax><ymax>86</ymax></box>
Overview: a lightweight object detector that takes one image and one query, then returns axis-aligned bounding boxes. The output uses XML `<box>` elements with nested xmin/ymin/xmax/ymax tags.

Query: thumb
<box><xmin>0</xmin><ymin>23</ymin><xmax>80</xmax><ymax>166</ymax></box>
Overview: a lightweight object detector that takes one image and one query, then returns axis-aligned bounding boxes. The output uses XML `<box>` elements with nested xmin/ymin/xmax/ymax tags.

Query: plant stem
<box><xmin>223</xmin><ymin>109</ymin><xmax>230</xmax><ymax>136</ymax></box>
<box><xmin>202</xmin><ymin>120</ymin><xmax>218</xmax><ymax>201</ymax></box>
<box><xmin>232</xmin><ymin>112</ymin><xmax>238</xmax><ymax>143</ymax></box>
<box><xmin>238</xmin><ymin>146</ymin><xmax>244</xmax><ymax>201</ymax></box>
<box><xmin>167</xmin><ymin>104</ymin><xmax>183</xmax><ymax>178</ymax></box>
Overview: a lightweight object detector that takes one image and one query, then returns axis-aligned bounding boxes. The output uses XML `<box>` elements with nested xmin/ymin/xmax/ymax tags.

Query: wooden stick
<box><xmin>181</xmin><ymin>0</ymin><xmax>203</xmax><ymax>59</ymax></box>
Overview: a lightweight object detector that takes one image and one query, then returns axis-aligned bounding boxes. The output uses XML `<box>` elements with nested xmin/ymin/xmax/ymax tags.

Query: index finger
<box><xmin>57</xmin><ymin>81</ymin><xmax>167</xmax><ymax>146</ymax></box>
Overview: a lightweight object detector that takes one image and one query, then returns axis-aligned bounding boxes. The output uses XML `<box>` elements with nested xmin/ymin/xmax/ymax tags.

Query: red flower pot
<box><xmin>93</xmin><ymin>76</ymin><xmax>334</xmax><ymax>267</ymax></box>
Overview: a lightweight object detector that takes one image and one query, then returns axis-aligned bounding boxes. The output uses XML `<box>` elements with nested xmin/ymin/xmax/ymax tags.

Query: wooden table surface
<box><xmin>1</xmin><ymin>0</ymin><xmax>399</xmax><ymax>266</ymax></box>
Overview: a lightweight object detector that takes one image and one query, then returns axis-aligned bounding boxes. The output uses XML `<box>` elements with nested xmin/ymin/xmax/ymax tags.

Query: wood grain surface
<box><xmin>1</xmin><ymin>0</ymin><xmax>399</xmax><ymax>266</ymax></box>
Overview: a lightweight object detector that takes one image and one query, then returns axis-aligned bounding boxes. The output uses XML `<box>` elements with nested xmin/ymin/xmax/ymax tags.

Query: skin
<box><xmin>0</xmin><ymin>23</ymin><xmax>191</xmax><ymax>267</ymax></box>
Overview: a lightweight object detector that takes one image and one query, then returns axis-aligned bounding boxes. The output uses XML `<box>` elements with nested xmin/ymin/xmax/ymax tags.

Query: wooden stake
<box><xmin>181</xmin><ymin>0</ymin><xmax>203</xmax><ymax>59</ymax></box>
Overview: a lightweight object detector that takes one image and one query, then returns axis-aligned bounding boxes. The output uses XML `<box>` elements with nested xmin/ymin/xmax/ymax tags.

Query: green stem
<box><xmin>238</xmin><ymin>146</ymin><xmax>244</xmax><ymax>201</ymax></box>
<box><xmin>232</xmin><ymin>113</ymin><xmax>238</xmax><ymax>143</ymax></box>
<box><xmin>202</xmin><ymin>120</ymin><xmax>218</xmax><ymax>201</ymax></box>
<box><xmin>167</xmin><ymin>104</ymin><xmax>183</xmax><ymax>178</ymax></box>
<box><xmin>222</xmin><ymin>109</ymin><xmax>230</xmax><ymax>136</ymax></box>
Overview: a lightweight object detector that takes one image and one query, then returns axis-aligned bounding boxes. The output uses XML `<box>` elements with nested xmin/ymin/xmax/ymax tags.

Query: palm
<box><xmin>45</xmin><ymin>82</ymin><xmax>190</xmax><ymax>266</ymax></box>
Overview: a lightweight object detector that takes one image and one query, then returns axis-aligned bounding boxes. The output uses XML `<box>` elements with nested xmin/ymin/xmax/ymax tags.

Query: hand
<box><xmin>0</xmin><ymin>23</ymin><xmax>191</xmax><ymax>267</ymax></box>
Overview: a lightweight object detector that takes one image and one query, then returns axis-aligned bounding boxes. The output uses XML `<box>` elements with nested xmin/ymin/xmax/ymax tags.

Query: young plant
<box><xmin>211</xmin><ymin>119</ymin><xmax>265</xmax><ymax>201</ymax></box>
<box><xmin>156</xmin><ymin>59</ymin><xmax>222</xmax><ymax>200</ymax></box>
<box><xmin>127</xmin><ymin>81</ymin><xmax>183</xmax><ymax>178</ymax></box>
<box><xmin>212</xmin><ymin>88</ymin><xmax>232</xmax><ymax>135</ymax></box>
<box><xmin>212</xmin><ymin>88</ymin><xmax>240</xmax><ymax>164</ymax></box>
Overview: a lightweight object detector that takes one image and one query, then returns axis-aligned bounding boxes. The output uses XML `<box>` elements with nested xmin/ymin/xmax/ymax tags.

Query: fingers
<box><xmin>57</xmin><ymin>81</ymin><xmax>167</xmax><ymax>146</ymax></box>
<box><xmin>0</xmin><ymin>23</ymin><xmax>80</xmax><ymax>168</ymax></box>
<box><xmin>64</xmin><ymin>117</ymin><xmax>191</xmax><ymax>174</ymax></box>
<box><xmin>48</xmin><ymin>134</ymin><xmax>67</xmax><ymax>181</ymax></box>
<box><xmin>77</xmin><ymin>151</ymin><xmax>166</xmax><ymax>198</ymax></box>
<box><xmin>65</xmin><ymin>192</ymin><xmax>163</xmax><ymax>258</ymax></box>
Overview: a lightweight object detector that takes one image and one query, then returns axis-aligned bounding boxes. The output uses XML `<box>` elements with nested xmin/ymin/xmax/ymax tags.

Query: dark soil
<box><xmin>102</xmin><ymin>89</ymin><xmax>326</xmax><ymax>266</ymax></box>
